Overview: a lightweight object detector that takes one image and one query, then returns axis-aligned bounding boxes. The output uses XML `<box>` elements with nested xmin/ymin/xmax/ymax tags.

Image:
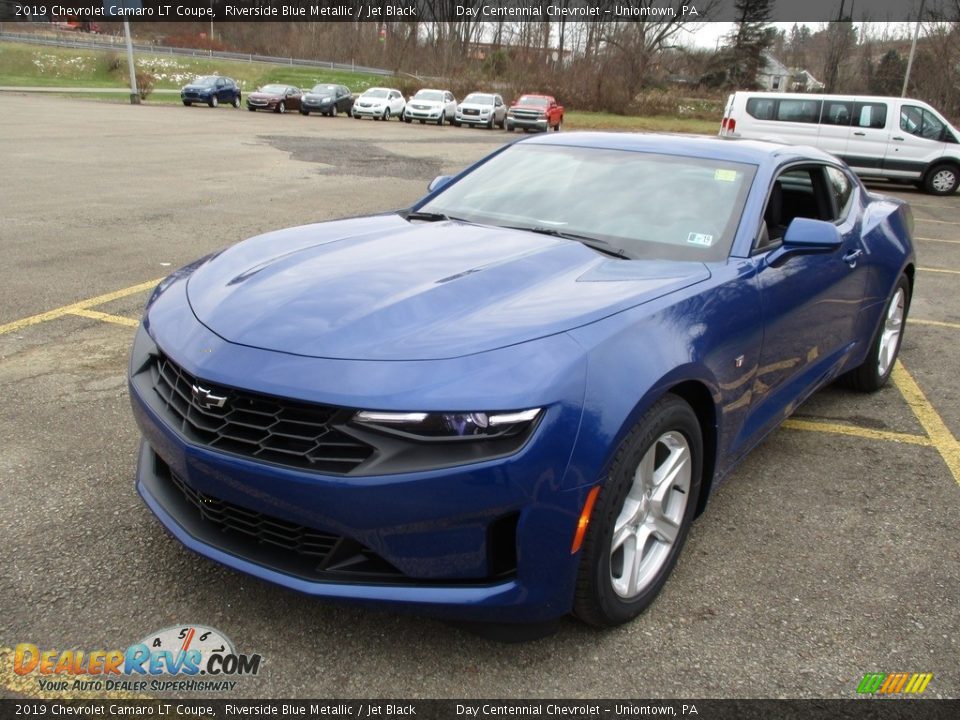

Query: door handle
<box><xmin>843</xmin><ymin>249</ymin><xmax>863</xmax><ymax>267</ymax></box>
<box><xmin>853</xmin><ymin>131</ymin><xmax>866</xmax><ymax>136</ymax></box>
<box><xmin>892</xmin><ymin>136</ymin><xmax>905</xmax><ymax>141</ymax></box>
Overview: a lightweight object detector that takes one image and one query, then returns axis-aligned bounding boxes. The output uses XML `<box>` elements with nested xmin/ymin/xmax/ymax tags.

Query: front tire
<box><xmin>331</xmin><ymin>105</ymin><xmax>338</xmax><ymax>117</ymax></box>
<box><xmin>209</xmin><ymin>96</ymin><xmax>218</xmax><ymax>108</ymax></box>
<box><xmin>182</xmin><ymin>100</ymin><xmax>191</xmax><ymax>106</ymax></box>
<box><xmin>574</xmin><ymin>394</ymin><xmax>702</xmax><ymax>628</ymax></box>
<box><xmin>276</xmin><ymin>102</ymin><xmax>286</xmax><ymax>114</ymax></box>
<box><xmin>383</xmin><ymin>108</ymin><xmax>391</xmax><ymax>121</ymax></box>
<box><xmin>839</xmin><ymin>274</ymin><xmax>910</xmax><ymax>392</ymax></box>
<box><xmin>553</xmin><ymin>117</ymin><xmax>563</xmax><ymax>132</ymax></box>
<box><xmin>924</xmin><ymin>163</ymin><xmax>959</xmax><ymax>195</ymax></box>
<box><xmin>506</xmin><ymin>122</ymin><xmax>514</xmax><ymax>132</ymax></box>
<box><xmin>300</xmin><ymin>109</ymin><xmax>309</xmax><ymax>116</ymax></box>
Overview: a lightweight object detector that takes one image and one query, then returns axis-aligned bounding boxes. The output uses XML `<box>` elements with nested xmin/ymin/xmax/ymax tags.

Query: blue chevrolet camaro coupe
<box><xmin>130</xmin><ymin>133</ymin><xmax>915</xmax><ymax>629</ymax></box>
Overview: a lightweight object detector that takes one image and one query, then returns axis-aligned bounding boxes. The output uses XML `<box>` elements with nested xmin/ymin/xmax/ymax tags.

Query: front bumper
<box><xmin>246</xmin><ymin>101</ymin><xmax>276</xmax><ymax>110</ymax></box>
<box><xmin>353</xmin><ymin>105</ymin><xmax>387</xmax><ymax>117</ymax></box>
<box><xmin>456</xmin><ymin>112</ymin><xmax>493</xmax><ymax>125</ymax></box>
<box><xmin>129</xmin><ymin>284</ymin><xmax>592</xmax><ymax>622</ymax></box>
<box><xmin>405</xmin><ymin>108</ymin><xmax>443</xmax><ymax>120</ymax></box>
<box><xmin>303</xmin><ymin>99</ymin><xmax>334</xmax><ymax>111</ymax></box>
<box><xmin>507</xmin><ymin>116</ymin><xmax>549</xmax><ymax>130</ymax></box>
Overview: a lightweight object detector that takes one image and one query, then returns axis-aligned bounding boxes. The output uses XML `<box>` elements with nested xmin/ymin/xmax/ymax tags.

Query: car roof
<box><xmin>519</xmin><ymin>132</ymin><xmax>838</xmax><ymax>167</ymax></box>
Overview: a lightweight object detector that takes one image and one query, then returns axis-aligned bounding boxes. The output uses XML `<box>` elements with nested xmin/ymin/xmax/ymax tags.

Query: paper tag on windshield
<box><xmin>714</xmin><ymin>169</ymin><xmax>738</xmax><ymax>182</ymax></box>
<box><xmin>687</xmin><ymin>232</ymin><xmax>714</xmax><ymax>247</ymax></box>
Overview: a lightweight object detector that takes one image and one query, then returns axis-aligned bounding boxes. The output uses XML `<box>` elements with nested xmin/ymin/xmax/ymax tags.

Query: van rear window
<box><xmin>776</xmin><ymin>99</ymin><xmax>822</xmax><ymax>123</ymax></box>
<box><xmin>746</xmin><ymin>98</ymin><xmax>775</xmax><ymax>120</ymax></box>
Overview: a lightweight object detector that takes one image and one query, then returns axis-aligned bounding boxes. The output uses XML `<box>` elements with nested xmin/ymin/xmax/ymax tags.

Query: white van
<box><xmin>720</xmin><ymin>91</ymin><xmax>960</xmax><ymax>195</ymax></box>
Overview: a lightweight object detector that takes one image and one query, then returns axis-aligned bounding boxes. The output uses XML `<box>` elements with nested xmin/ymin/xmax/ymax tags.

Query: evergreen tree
<box><xmin>727</xmin><ymin>0</ymin><xmax>775</xmax><ymax>89</ymax></box>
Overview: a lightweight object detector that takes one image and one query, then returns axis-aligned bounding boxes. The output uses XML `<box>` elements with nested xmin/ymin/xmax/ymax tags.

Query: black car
<box><xmin>180</xmin><ymin>76</ymin><xmax>241</xmax><ymax>108</ymax></box>
<box><xmin>300</xmin><ymin>84</ymin><xmax>354</xmax><ymax>117</ymax></box>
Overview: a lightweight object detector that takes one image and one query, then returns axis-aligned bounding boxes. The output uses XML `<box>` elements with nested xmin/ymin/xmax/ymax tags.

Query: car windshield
<box><xmin>363</xmin><ymin>89</ymin><xmax>389</xmax><ymax>98</ymax></box>
<box><xmin>311</xmin><ymin>84</ymin><xmax>337</xmax><ymax>94</ymax></box>
<box><xmin>260</xmin><ymin>85</ymin><xmax>287</xmax><ymax>94</ymax></box>
<box><xmin>192</xmin><ymin>76</ymin><xmax>217</xmax><ymax>87</ymax></box>
<box><xmin>465</xmin><ymin>94</ymin><xmax>494</xmax><ymax>104</ymax></box>
<box><xmin>415</xmin><ymin>90</ymin><xmax>445</xmax><ymax>101</ymax></box>
<box><xmin>517</xmin><ymin>96</ymin><xmax>548</xmax><ymax>107</ymax></box>
<box><xmin>417</xmin><ymin>144</ymin><xmax>756</xmax><ymax>261</ymax></box>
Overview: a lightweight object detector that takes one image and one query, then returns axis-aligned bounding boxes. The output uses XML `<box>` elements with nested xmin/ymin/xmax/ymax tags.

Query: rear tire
<box><xmin>839</xmin><ymin>274</ymin><xmax>910</xmax><ymax>392</ymax></box>
<box><xmin>573</xmin><ymin>394</ymin><xmax>702</xmax><ymax>628</ymax></box>
<box><xmin>232</xmin><ymin>95</ymin><xmax>241</xmax><ymax>108</ymax></box>
<box><xmin>924</xmin><ymin>163</ymin><xmax>960</xmax><ymax>195</ymax></box>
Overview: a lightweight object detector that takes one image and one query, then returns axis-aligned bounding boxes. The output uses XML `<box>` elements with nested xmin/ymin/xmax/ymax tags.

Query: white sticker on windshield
<box><xmin>687</xmin><ymin>232</ymin><xmax>714</xmax><ymax>247</ymax></box>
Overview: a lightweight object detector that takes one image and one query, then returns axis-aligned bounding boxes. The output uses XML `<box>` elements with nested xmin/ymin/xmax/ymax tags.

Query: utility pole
<box><xmin>902</xmin><ymin>0</ymin><xmax>926</xmax><ymax>97</ymax></box>
<box><xmin>123</xmin><ymin>19</ymin><xmax>139</xmax><ymax>104</ymax></box>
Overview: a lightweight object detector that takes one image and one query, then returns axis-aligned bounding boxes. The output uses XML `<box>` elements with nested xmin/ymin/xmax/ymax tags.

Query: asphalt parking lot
<box><xmin>0</xmin><ymin>93</ymin><xmax>957</xmax><ymax>700</ymax></box>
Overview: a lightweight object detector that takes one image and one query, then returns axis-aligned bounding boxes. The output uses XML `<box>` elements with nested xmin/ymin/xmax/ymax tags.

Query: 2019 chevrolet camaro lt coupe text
<box><xmin>130</xmin><ymin>134</ymin><xmax>915</xmax><ymax>628</ymax></box>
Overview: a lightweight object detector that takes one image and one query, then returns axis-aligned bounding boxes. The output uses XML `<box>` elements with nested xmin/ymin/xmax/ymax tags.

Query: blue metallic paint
<box><xmin>130</xmin><ymin>133</ymin><xmax>916</xmax><ymax>623</ymax></box>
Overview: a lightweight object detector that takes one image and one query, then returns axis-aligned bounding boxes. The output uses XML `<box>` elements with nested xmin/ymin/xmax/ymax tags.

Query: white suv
<box><xmin>454</xmin><ymin>92</ymin><xmax>506</xmax><ymax>129</ymax></box>
<box><xmin>352</xmin><ymin>88</ymin><xmax>406</xmax><ymax>121</ymax></box>
<box><xmin>403</xmin><ymin>89</ymin><xmax>457</xmax><ymax>126</ymax></box>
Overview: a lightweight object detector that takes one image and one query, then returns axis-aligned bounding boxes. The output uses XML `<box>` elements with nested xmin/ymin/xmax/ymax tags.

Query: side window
<box><xmin>901</xmin><ymin>105</ymin><xmax>946</xmax><ymax>141</ymax></box>
<box><xmin>776</xmin><ymin>99</ymin><xmax>822</xmax><ymax>123</ymax></box>
<box><xmin>822</xmin><ymin>101</ymin><xmax>852</xmax><ymax>126</ymax></box>
<box><xmin>746</xmin><ymin>97</ymin><xmax>775</xmax><ymax>120</ymax></box>
<box><xmin>853</xmin><ymin>102</ymin><xmax>888</xmax><ymax>129</ymax></box>
<box><xmin>825</xmin><ymin>167</ymin><xmax>854</xmax><ymax>220</ymax></box>
<box><xmin>757</xmin><ymin>167</ymin><xmax>833</xmax><ymax>251</ymax></box>
<box><xmin>216</xmin><ymin>79</ymin><xmax>224</xmax><ymax>88</ymax></box>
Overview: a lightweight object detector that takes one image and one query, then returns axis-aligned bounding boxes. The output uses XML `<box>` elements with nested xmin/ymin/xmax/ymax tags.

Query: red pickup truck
<box><xmin>505</xmin><ymin>94</ymin><xmax>564</xmax><ymax>133</ymax></box>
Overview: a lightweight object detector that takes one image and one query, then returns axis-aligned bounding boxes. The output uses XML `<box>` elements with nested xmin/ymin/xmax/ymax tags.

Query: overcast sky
<box><xmin>681</xmin><ymin>21</ymin><xmax>915</xmax><ymax>49</ymax></box>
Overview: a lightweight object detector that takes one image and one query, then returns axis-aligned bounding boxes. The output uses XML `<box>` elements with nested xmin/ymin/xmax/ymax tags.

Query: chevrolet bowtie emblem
<box><xmin>191</xmin><ymin>384</ymin><xmax>228</xmax><ymax>410</ymax></box>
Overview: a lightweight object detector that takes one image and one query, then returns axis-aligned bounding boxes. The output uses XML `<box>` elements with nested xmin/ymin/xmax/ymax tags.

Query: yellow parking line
<box><xmin>893</xmin><ymin>361</ymin><xmax>960</xmax><ymax>487</ymax></box>
<box><xmin>69</xmin><ymin>309</ymin><xmax>140</xmax><ymax>328</ymax></box>
<box><xmin>0</xmin><ymin>647</ymin><xmax>150</xmax><ymax>700</ymax></box>
<box><xmin>783</xmin><ymin>418</ymin><xmax>933</xmax><ymax>447</ymax></box>
<box><xmin>909</xmin><ymin>318</ymin><xmax>960</xmax><ymax>330</ymax></box>
<box><xmin>918</xmin><ymin>267</ymin><xmax>960</xmax><ymax>275</ymax></box>
<box><xmin>915</xmin><ymin>236</ymin><xmax>960</xmax><ymax>244</ymax></box>
<box><xmin>0</xmin><ymin>278</ymin><xmax>160</xmax><ymax>336</ymax></box>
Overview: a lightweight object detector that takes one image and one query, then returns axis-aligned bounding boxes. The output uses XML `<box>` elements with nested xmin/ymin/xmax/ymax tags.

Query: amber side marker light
<box><xmin>571</xmin><ymin>485</ymin><xmax>601</xmax><ymax>554</ymax></box>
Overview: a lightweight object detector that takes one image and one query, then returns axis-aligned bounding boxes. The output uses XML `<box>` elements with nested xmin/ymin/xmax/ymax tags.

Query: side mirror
<box><xmin>428</xmin><ymin>175</ymin><xmax>453</xmax><ymax>193</ymax></box>
<box><xmin>766</xmin><ymin>217</ymin><xmax>843</xmax><ymax>267</ymax></box>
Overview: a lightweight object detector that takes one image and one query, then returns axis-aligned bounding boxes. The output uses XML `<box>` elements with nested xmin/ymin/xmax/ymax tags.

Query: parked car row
<box><xmin>180</xmin><ymin>76</ymin><xmax>565</xmax><ymax>133</ymax></box>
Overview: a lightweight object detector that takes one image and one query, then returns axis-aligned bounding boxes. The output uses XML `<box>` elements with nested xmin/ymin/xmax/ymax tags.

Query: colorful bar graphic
<box><xmin>857</xmin><ymin>672</ymin><xmax>933</xmax><ymax>694</ymax></box>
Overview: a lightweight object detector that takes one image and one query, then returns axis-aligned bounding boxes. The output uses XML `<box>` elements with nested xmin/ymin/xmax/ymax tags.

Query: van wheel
<box><xmin>925</xmin><ymin>163</ymin><xmax>960</xmax><ymax>195</ymax></box>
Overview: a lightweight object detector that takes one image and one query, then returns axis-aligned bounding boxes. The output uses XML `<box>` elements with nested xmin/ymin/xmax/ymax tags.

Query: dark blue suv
<box><xmin>181</xmin><ymin>76</ymin><xmax>241</xmax><ymax>108</ymax></box>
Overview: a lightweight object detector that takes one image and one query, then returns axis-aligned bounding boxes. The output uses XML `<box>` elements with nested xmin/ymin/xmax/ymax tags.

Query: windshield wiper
<box><xmin>399</xmin><ymin>210</ymin><xmax>462</xmax><ymax>222</ymax></box>
<box><xmin>507</xmin><ymin>225</ymin><xmax>629</xmax><ymax>259</ymax></box>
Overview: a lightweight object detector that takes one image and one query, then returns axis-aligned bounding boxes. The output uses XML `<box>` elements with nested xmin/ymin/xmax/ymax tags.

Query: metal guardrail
<box><xmin>0</xmin><ymin>30</ymin><xmax>395</xmax><ymax>77</ymax></box>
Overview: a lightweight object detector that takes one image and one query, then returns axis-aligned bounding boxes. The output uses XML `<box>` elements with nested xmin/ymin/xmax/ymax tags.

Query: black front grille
<box><xmin>463</xmin><ymin>109</ymin><xmax>479</xmax><ymax>116</ymax></box>
<box><xmin>156</xmin><ymin>458</ymin><xmax>404</xmax><ymax>581</ymax></box>
<box><xmin>149</xmin><ymin>354</ymin><xmax>374</xmax><ymax>474</ymax></box>
<box><xmin>170</xmin><ymin>469</ymin><xmax>339</xmax><ymax>558</ymax></box>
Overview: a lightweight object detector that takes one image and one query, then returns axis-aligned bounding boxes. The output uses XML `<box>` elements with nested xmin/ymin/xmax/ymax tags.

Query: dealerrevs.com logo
<box><xmin>13</xmin><ymin>625</ymin><xmax>262</xmax><ymax>693</ymax></box>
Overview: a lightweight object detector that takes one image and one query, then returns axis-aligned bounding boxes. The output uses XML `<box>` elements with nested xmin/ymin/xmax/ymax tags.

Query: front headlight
<box><xmin>353</xmin><ymin>408</ymin><xmax>541</xmax><ymax>440</ymax></box>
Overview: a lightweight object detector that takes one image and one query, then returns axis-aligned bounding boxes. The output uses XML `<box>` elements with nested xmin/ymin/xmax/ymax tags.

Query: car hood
<box><xmin>459</xmin><ymin>103</ymin><xmax>493</xmax><ymax>111</ymax></box>
<box><xmin>249</xmin><ymin>92</ymin><xmax>282</xmax><ymax>100</ymax></box>
<box><xmin>183</xmin><ymin>85</ymin><xmax>212</xmax><ymax>92</ymax></box>
<box><xmin>304</xmin><ymin>93</ymin><xmax>332</xmax><ymax>100</ymax></box>
<box><xmin>412</xmin><ymin>99</ymin><xmax>444</xmax><ymax>106</ymax></box>
<box><xmin>511</xmin><ymin>104</ymin><xmax>548</xmax><ymax>111</ymax></box>
<box><xmin>186</xmin><ymin>215</ymin><xmax>710</xmax><ymax>361</ymax></box>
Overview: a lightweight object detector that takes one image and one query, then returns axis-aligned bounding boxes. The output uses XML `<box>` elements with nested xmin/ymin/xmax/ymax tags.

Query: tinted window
<box><xmin>825</xmin><ymin>167</ymin><xmax>854</xmax><ymax>219</ymax></box>
<box><xmin>776</xmin><ymin>99</ymin><xmax>822</xmax><ymax>123</ymax></box>
<box><xmin>746</xmin><ymin>97</ymin><xmax>776</xmax><ymax>120</ymax></box>
<box><xmin>853</xmin><ymin>103</ymin><xmax>887</xmax><ymax>129</ymax></box>
<box><xmin>901</xmin><ymin>105</ymin><xmax>947</xmax><ymax>141</ymax></box>
<box><xmin>419</xmin><ymin>144</ymin><xmax>756</xmax><ymax>262</ymax></box>
<box><xmin>822</xmin><ymin>101</ymin><xmax>852</xmax><ymax>126</ymax></box>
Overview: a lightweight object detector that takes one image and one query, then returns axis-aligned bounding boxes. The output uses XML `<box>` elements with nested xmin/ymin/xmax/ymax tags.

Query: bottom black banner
<box><xmin>0</xmin><ymin>699</ymin><xmax>958</xmax><ymax>720</ymax></box>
